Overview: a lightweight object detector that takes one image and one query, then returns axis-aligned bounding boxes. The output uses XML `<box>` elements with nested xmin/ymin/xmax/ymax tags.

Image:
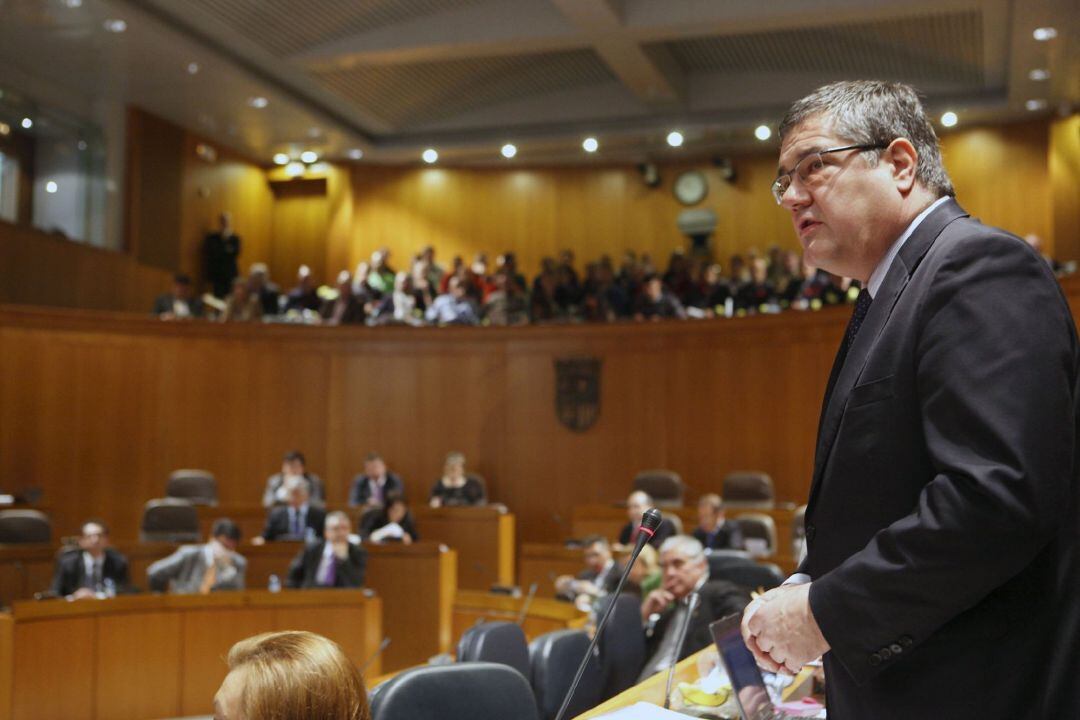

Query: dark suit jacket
<box><xmin>287</xmin><ymin>541</ymin><xmax>367</xmax><ymax>589</ymax></box>
<box><xmin>692</xmin><ymin>522</ymin><xmax>744</xmax><ymax>551</ymax></box>
<box><xmin>644</xmin><ymin>579</ymin><xmax>751</xmax><ymax>663</ymax></box>
<box><xmin>801</xmin><ymin>199</ymin><xmax>1080</xmax><ymax>718</ymax></box>
<box><xmin>618</xmin><ymin>519</ymin><xmax>676</xmax><ymax>549</ymax></box>
<box><xmin>349</xmin><ymin>473</ymin><xmax>405</xmax><ymax>506</ymax></box>
<box><xmin>50</xmin><ymin>548</ymin><xmax>131</xmax><ymax>596</ymax></box>
<box><xmin>152</xmin><ymin>294</ymin><xmax>203</xmax><ymax>318</ymax></box>
<box><xmin>261</xmin><ymin>505</ymin><xmax>327</xmax><ymax>542</ymax></box>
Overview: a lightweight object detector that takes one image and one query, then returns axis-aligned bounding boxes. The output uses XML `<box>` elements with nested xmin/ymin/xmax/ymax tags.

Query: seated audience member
<box><xmin>348</xmin><ymin>453</ymin><xmax>405</xmax><ymax>508</ymax></box>
<box><xmin>284</xmin><ymin>265</ymin><xmax>321</xmax><ymax>313</ymax></box>
<box><xmin>728</xmin><ymin>254</ymin><xmax>749</xmax><ymax>286</ymax></box>
<box><xmin>425</xmin><ymin>276</ymin><xmax>479</xmax><ymax>325</ymax></box>
<box><xmin>618</xmin><ymin>490</ymin><xmax>677</xmax><ymax>549</ymax></box>
<box><xmin>215</xmin><ymin>631</ymin><xmax>371</xmax><ymax>720</ymax></box>
<box><xmin>221</xmin><ymin>276</ymin><xmax>263</xmax><ymax>323</ymax></box>
<box><xmin>367</xmin><ymin>248</ymin><xmax>396</xmax><ymax>297</ymax></box>
<box><xmin>774</xmin><ymin>250</ymin><xmax>805</xmax><ymax>306</ymax></box>
<box><xmin>419</xmin><ymin>245</ymin><xmax>445</xmax><ymax>289</ymax></box>
<box><xmin>638</xmin><ymin>536</ymin><xmax>751</xmax><ymax>680</ymax></box>
<box><xmin>692</xmin><ymin>494</ymin><xmax>744</xmax><ymax>551</ymax></box>
<box><xmin>618</xmin><ymin>543</ymin><xmax>661</xmax><ymax>597</ymax></box>
<box><xmin>482</xmin><ymin>272</ymin><xmax>529</xmax><ymax>326</ymax></box>
<box><xmin>693</xmin><ymin>264</ymin><xmax>732</xmax><ymax>314</ymax></box>
<box><xmin>248</xmin><ymin>262</ymin><xmax>281</xmax><ymax>315</ymax></box>
<box><xmin>360</xmin><ymin>496</ymin><xmax>419</xmax><ymax>544</ymax></box>
<box><xmin>734</xmin><ymin>258</ymin><xmax>778</xmax><ymax>313</ymax></box>
<box><xmin>287</xmin><ymin>512</ymin><xmax>367</xmax><ymax>589</ymax></box>
<box><xmin>530</xmin><ymin>267</ymin><xmax>561</xmax><ymax>322</ymax></box>
<box><xmin>258</xmin><ymin>476</ymin><xmax>327</xmax><ymax>543</ymax></box>
<box><xmin>262</xmin><ymin>450</ymin><xmax>326</xmax><ymax>507</ymax></box>
<box><xmin>51</xmin><ymin>519</ymin><xmax>130</xmax><ymax>599</ymax></box>
<box><xmin>153</xmin><ymin>274</ymin><xmax>203</xmax><ymax>320</ymax></box>
<box><xmin>148</xmin><ymin>518</ymin><xmax>246</xmax><ymax>594</ymax></box>
<box><xmin>371</xmin><ymin>271</ymin><xmax>423</xmax><ymax>325</ymax></box>
<box><xmin>429</xmin><ymin>451</ymin><xmax>486</xmax><ymax>507</ymax></box>
<box><xmin>555</xmin><ymin>535</ymin><xmax>622</xmax><ymax>607</ymax></box>
<box><xmin>634</xmin><ymin>275</ymin><xmax>687</xmax><ymax>321</ymax></box>
<box><xmin>496</xmin><ymin>252</ymin><xmax>528</xmax><ymax>294</ymax></box>
<box><xmin>320</xmin><ymin>270</ymin><xmax>367</xmax><ymax>325</ymax></box>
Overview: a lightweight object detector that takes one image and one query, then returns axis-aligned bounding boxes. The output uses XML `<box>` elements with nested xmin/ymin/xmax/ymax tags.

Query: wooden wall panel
<box><xmin>1050</xmin><ymin>114</ymin><xmax>1080</xmax><ymax>263</ymax></box>
<box><xmin>95</xmin><ymin>611</ymin><xmax>182</xmax><ymax>720</ymax></box>
<box><xmin>13</xmin><ymin>617</ymin><xmax>96</xmax><ymax>720</ymax></box>
<box><xmin>269</xmin><ymin>179</ymin><xmax>330</xmax><ymax>288</ymax></box>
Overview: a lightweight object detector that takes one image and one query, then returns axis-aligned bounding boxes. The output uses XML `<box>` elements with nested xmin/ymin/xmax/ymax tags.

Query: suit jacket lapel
<box><xmin>807</xmin><ymin>199</ymin><xmax>969</xmax><ymax>511</ymax></box>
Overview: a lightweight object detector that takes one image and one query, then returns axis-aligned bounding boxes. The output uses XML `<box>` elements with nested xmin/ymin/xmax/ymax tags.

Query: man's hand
<box><xmin>641</xmin><ymin>588</ymin><xmax>675</xmax><ymax>619</ymax></box>
<box><xmin>741</xmin><ymin>582</ymin><xmax>829</xmax><ymax>675</ymax></box>
<box><xmin>69</xmin><ymin>588</ymin><xmax>97</xmax><ymax>600</ymax></box>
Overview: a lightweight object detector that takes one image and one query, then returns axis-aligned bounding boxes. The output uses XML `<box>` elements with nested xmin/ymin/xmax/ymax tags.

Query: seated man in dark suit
<box><xmin>618</xmin><ymin>491</ymin><xmax>677</xmax><ymax>549</ymax></box>
<box><xmin>256</xmin><ymin>476</ymin><xmax>326</xmax><ymax>544</ymax></box>
<box><xmin>554</xmin><ymin>535</ymin><xmax>623</xmax><ymax>608</ymax></box>
<box><xmin>152</xmin><ymin>274</ymin><xmax>203</xmax><ymax>320</ymax></box>
<box><xmin>262</xmin><ymin>449</ymin><xmax>326</xmax><ymax>508</ymax></box>
<box><xmin>361</xmin><ymin>496</ymin><xmax>419</xmax><ymax>544</ymax></box>
<box><xmin>51</xmin><ymin>519</ymin><xmax>131</xmax><ymax>599</ymax></box>
<box><xmin>639</xmin><ymin>535</ymin><xmax>751</xmax><ymax>681</ymax></box>
<box><xmin>287</xmin><ymin>511</ymin><xmax>367</xmax><ymax>589</ymax></box>
<box><xmin>692</xmin><ymin>494</ymin><xmax>745</xmax><ymax>551</ymax></box>
<box><xmin>147</xmin><ymin>518</ymin><xmax>246</xmax><ymax>594</ymax></box>
<box><xmin>348</xmin><ymin>452</ymin><xmax>405</xmax><ymax>508</ymax></box>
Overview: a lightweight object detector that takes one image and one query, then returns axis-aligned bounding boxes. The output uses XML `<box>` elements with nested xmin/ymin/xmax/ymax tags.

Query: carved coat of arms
<box><xmin>555</xmin><ymin>357</ymin><xmax>601</xmax><ymax>432</ymax></box>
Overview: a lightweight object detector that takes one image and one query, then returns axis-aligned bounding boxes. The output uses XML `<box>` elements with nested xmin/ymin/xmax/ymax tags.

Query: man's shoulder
<box><xmin>105</xmin><ymin>547</ymin><xmax>129</xmax><ymax>564</ymax></box>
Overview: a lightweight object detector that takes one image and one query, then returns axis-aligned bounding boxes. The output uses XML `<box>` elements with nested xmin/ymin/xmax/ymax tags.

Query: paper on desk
<box><xmin>593</xmin><ymin>702</ymin><xmax>699</xmax><ymax>719</ymax></box>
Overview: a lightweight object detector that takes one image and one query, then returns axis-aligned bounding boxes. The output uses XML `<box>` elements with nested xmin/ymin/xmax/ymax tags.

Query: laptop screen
<box><xmin>709</xmin><ymin>614</ymin><xmax>775</xmax><ymax>720</ymax></box>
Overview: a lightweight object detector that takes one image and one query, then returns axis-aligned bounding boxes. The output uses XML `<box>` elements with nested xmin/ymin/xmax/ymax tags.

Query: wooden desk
<box><xmin>575</xmin><ymin>648</ymin><xmax>711</xmax><ymax>719</ymax></box>
<box><xmin>412</xmin><ymin>506</ymin><xmax>515</xmax><ymax>590</ymax></box>
<box><xmin>518</xmin><ymin>542</ymin><xmax>584</xmax><ymax>598</ymax></box>
<box><xmin>452</xmin><ymin>589</ymin><xmax>587</xmax><ymax>651</ymax></box>
<box><xmin>0</xmin><ymin>590</ymin><xmax>381</xmax><ymax>720</ymax></box>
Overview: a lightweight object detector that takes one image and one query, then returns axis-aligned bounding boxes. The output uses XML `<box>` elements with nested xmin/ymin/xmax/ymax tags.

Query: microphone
<box><xmin>554</xmin><ymin>507</ymin><xmax>662</xmax><ymax>720</ymax></box>
<box><xmin>663</xmin><ymin>591</ymin><xmax>701</xmax><ymax>709</ymax></box>
<box><xmin>516</xmin><ymin>582</ymin><xmax>539</xmax><ymax>625</ymax></box>
<box><xmin>360</xmin><ymin>636</ymin><xmax>391</xmax><ymax>676</ymax></box>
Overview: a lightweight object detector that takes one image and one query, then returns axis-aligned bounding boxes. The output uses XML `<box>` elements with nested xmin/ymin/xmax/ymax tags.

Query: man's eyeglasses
<box><xmin>771</xmin><ymin>143</ymin><xmax>888</xmax><ymax>204</ymax></box>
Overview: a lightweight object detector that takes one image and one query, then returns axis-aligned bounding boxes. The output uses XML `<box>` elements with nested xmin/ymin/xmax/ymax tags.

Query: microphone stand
<box><xmin>360</xmin><ymin>637</ymin><xmax>391</xmax><ymax>675</ymax></box>
<box><xmin>663</xmin><ymin>592</ymin><xmax>701</xmax><ymax>710</ymax></box>
<box><xmin>516</xmin><ymin>582</ymin><xmax>539</xmax><ymax>625</ymax></box>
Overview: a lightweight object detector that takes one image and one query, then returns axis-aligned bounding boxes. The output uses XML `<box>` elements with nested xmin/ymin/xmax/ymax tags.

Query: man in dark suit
<box><xmin>287</xmin><ymin>512</ymin><xmax>366</xmax><ymax>589</ymax></box>
<box><xmin>554</xmin><ymin>534</ymin><xmax>623</xmax><ymax>604</ymax></box>
<box><xmin>204</xmin><ymin>212</ymin><xmax>241</xmax><ymax>298</ymax></box>
<box><xmin>51</xmin><ymin>519</ymin><xmax>130</xmax><ymax>598</ymax></box>
<box><xmin>741</xmin><ymin>80</ymin><xmax>1080</xmax><ymax>718</ymax></box>
<box><xmin>640</xmin><ymin>535</ymin><xmax>750</xmax><ymax>681</ymax></box>
<box><xmin>692</xmin><ymin>494</ymin><xmax>744</xmax><ymax>551</ymax></box>
<box><xmin>258</xmin><ymin>476</ymin><xmax>326</xmax><ymax>543</ymax></box>
<box><xmin>152</xmin><ymin>274</ymin><xmax>204</xmax><ymax>319</ymax></box>
<box><xmin>348</xmin><ymin>453</ymin><xmax>405</xmax><ymax>507</ymax></box>
<box><xmin>617</xmin><ymin>491</ymin><xmax>677</xmax><ymax>549</ymax></box>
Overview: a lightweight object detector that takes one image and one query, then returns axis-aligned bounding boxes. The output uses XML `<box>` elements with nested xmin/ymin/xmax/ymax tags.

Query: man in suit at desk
<box><xmin>617</xmin><ymin>491</ymin><xmax>677</xmax><ymax>549</ymax></box>
<box><xmin>257</xmin><ymin>476</ymin><xmax>326</xmax><ymax>543</ymax></box>
<box><xmin>554</xmin><ymin>534</ymin><xmax>623</xmax><ymax>606</ymax></box>
<box><xmin>262</xmin><ymin>450</ymin><xmax>326</xmax><ymax>508</ymax></box>
<box><xmin>51</xmin><ymin>519</ymin><xmax>130</xmax><ymax>599</ymax></box>
<box><xmin>348</xmin><ymin>452</ymin><xmax>405</xmax><ymax>508</ymax></box>
<box><xmin>692</xmin><ymin>494</ymin><xmax>744</xmax><ymax>551</ymax></box>
<box><xmin>740</xmin><ymin>80</ymin><xmax>1080</xmax><ymax>718</ymax></box>
<box><xmin>147</xmin><ymin>518</ymin><xmax>246</xmax><ymax>594</ymax></box>
<box><xmin>288</xmin><ymin>512</ymin><xmax>367</xmax><ymax>589</ymax></box>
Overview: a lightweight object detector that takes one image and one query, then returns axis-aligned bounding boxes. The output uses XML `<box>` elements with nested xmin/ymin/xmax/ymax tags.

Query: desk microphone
<box><xmin>554</xmin><ymin>507</ymin><xmax>662</xmax><ymax>720</ymax></box>
<box><xmin>360</xmin><ymin>637</ymin><xmax>391</xmax><ymax>676</ymax></box>
<box><xmin>516</xmin><ymin>582</ymin><xmax>539</xmax><ymax>625</ymax></box>
<box><xmin>663</xmin><ymin>591</ymin><xmax>701</xmax><ymax>710</ymax></box>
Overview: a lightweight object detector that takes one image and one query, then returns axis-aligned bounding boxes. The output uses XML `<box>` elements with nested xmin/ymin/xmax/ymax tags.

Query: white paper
<box><xmin>593</xmin><ymin>702</ymin><xmax>699</xmax><ymax>719</ymax></box>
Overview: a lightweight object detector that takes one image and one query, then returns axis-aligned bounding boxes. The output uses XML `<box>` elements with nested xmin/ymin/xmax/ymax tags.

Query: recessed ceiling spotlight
<box><xmin>1028</xmin><ymin>68</ymin><xmax>1050</xmax><ymax>81</ymax></box>
<box><xmin>273</xmin><ymin>153</ymin><xmax>290</xmax><ymax>165</ymax></box>
<box><xmin>187</xmin><ymin>62</ymin><xmax>200</xmax><ymax>75</ymax></box>
<box><xmin>582</xmin><ymin>137</ymin><xmax>599</xmax><ymax>153</ymax></box>
<box><xmin>347</xmin><ymin>149</ymin><xmax>364</xmax><ymax>160</ymax></box>
<box><xmin>64</xmin><ymin>0</ymin><xmax>83</xmax><ymax>7</ymax></box>
<box><xmin>940</xmin><ymin>111</ymin><xmax>958</xmax><ymax>127</ymax></box>
<box><xmin>1032</xmin><ymin>27</ymin><xmax>1057</xmax><ymax>41</ymax></box>
<box><xmin>45</xmin><ymin>181</ymin><xmax>58</xmax><ymax>194</ymax></box>
<box><xmin>77</xmin><ymin>140</ymin><xmax>87</xmax><ymax>150</ymax></box>
<box><xmin>666</xmin><ymin>130</ymin><xmax>684</xmax><ymax>147</ymax></box>
<box><xmin>20</xmin><ymin>117</ymin><xmax>32</xmax><ymax>129</ymax></box>
<box><xmin>501</xmin><ymin>143</ymin><xmax>517</xmax><ymax>159</ymax></box>
<box><xmin>103</xmin><ymin>18</ymin><xmax>127</xmax><ymax>33</ymax></box>
<box><xmin>754</xmin><ymin>125</ymin><xmax>772</xmax><ymax>141</ymax></box>
<box><xmin>285</xmin><ymin>162</ymin><xmax>305</xmax><ymax>178</ymax></box>
<box><xmin>300</xmin><ymin>150</ymin><xmax>318</xmax><ymax>164</ymax></box>
<box><xmin>1025</xmin><ymin>99</ymin><xmax>1048</xmax><ymax>112</ymax></box>
<box><xmin>422</xmin><ymin>148</ymin><xmax>438</xmax><ymax>164</ymax></box>
<box><xmin>247</xmin><ymin>96</ymin><xmax>268</xmax><ymax>109</ymax></box>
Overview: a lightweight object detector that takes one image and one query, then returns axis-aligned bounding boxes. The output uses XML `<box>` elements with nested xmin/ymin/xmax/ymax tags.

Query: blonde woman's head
<box><xmin>214</xmin><ymin>631</ymin><xmax>370</xmax><ymax>720</ymax></box>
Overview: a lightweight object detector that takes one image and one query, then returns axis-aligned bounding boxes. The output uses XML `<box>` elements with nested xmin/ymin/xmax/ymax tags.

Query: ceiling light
<box><xmin>63</xmin><ymin>0</ymin><xmax>83</xmax><ymax>7</ymax></box>
<box><xmin>0</xmin><ymin>123</ymin><xmax>9</xmax><ymax>136</ymax></box>
<box><xmin>247</xmin><ymin>96</ymin><xmax>268</xmax><ymax>109</ymax></box>
<box><xmin>187</xmin><ymin>62</ymin><xmax>200</xmax><ymax>75</ymax></box>
<box><xmin>754</xmin><ymin>125</ymin><xmax>772</xmax><ymax>141</ymax></box>
<box><xmin>501</xmin><ymin>143</ymin><xmax>517</xmax><ymax>159</ymax></box>
<box><xmin>1032</xmin><ymin>27</ymin><xmax>1057</xmax><ymax>41</ymax></box>
<box><xmin>273</xmin><ymin>153</ymin><xmax>290</xmax><ymax>165</ymax></box>
<box><xmin>103</xmin><ymin>18</ymin><xmax>127</xmax><ymax>33</ymax></box>
<box><xmin>666</xmin><ymin>131</ymin><xmax>684</xmax><ymax>148</ymax></box>
<box><xmin>300</xmin><ymin>151</ymin><xmax>318</xmax><ymax>164</ymax></box>
<box><xmin>1028</xmin><ymin>69</ymin><xmax>1050</xmax><ymax>81</ymax></box>
<box><xmin>285</xmin><ymin>162</ymin><xmax>305</xmax><ymax>178</ymax></box>
<box><xmin>940</xmin><ymin>111</ymin><xmax>958</xmax><ymax>127</ymax></box>
<box><xmin>77</xmin><ymin>140</ymin><xmax>87</xmax><ymax>150</ymax></box>
<box><xmin>582</xmin><ymin>137</ymin><xmax>598</xmax><ymax>153</ymax></box>
<box><xmin>1025</xmin><ymin>99</ymin><xmax>1048</xmax><ymax>112</ymax></box>
<box><xmin>347</xmin><ymin>149</ymin><xmax>364</xmax><ymax>160</ymax></box>
<box><xmin>422</xmin><ymin>148</ymin><xmax>438</xmax><ymax>164</ymax></box>
<box><xmin>45</xmin><ymin>181</ymin><xmax>58</xmax><ymax>194</ymax></box>
<box><xmin>20</xmin><ymin>117</ymin><xmax>32</xmax><ymax>129</ymax></box>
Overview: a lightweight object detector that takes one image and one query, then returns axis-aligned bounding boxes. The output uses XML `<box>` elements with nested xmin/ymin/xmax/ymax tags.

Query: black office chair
<box><xmin>632</xmin><ymin>470</ymin><xmax>684</xmax><ymax>507</ymax></box>
<box><xmin>722</xmin><ymin>471</ymin><xmax>775</xmax><ymax>508</ymax></box>
<box><xmin>166</xmin><ymin>469</ymin><xmax>218</xmax><ymax>505</ymax></box>
<box><xmin>0</xmin><ymin>509</ymin><xmax>52</xmax><ymax>543</ymax></box>
<box><xmin>712</xmin><ymin>561</ymin><xmax>784</xmax><ymax>592</ymax></box>
<box><xmin>734</xmin><ymin>513</ymin><xmax>777</xmax><ymax>557</ymax></box>
<box><xmin>706</xmin><ymin>549</ymin><xmax>754</xmax><ymax>579</ymax></box>
<box><xmin>456</xmin><ymin>621</ymin><xmax>530</xmax><ymax>679</ymax></box>
<box><xmin>596</xmin><ymin>593</ymin><xmax>646</xmax><ymax>699</ymax></box>
<box><xmin>529</xmin><ymin>629</ymin><xmax>603</xmax><ymax>720</ymax></box>
<box><xmin>370</xmin><ymin>662</ymin><xmax>539</xmax><ymax>720</ymax></box>
<box><xmin>140</xmin><ymin>498</ymin><xmax>200</xmax><ymax>543</ymax></box>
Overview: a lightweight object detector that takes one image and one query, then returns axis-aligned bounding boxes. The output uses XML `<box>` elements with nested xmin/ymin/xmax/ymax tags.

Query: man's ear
<box><xmin>886</xmin><ymin>138</ymin><xmax>918</xmax><ymax>193</ymax></box>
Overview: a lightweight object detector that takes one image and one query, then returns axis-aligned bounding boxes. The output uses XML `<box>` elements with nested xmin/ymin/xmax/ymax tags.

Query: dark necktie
<box><xmin>291</xmin><ymin>509</ymin><xmax>301</xmax><ymax>536</ymax></box>
<box><xmin>840</xmin><ymin>288</ymin><xmax>873</xmax><ymax>366</ymax></box>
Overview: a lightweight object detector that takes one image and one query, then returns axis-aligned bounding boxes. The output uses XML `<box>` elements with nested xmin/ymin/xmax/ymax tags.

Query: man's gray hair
<box><xmin>659</xmin><ymin>535</ymin><xmax>706</xmax><ymax>563</ymax></box>
<box><xmin>325</xmin><ymin>510</ymin><xmax>351</xmax><ymax>527</ymax></box>
<box><xmin>779</xmin><ymin>80</ymin><xmax>954</xmax><ymax>198</ymax></box>
<box><xmin>284</xmin><ymin>475</ymin><xmax>309</xmax><ymax>495</ymax></box>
